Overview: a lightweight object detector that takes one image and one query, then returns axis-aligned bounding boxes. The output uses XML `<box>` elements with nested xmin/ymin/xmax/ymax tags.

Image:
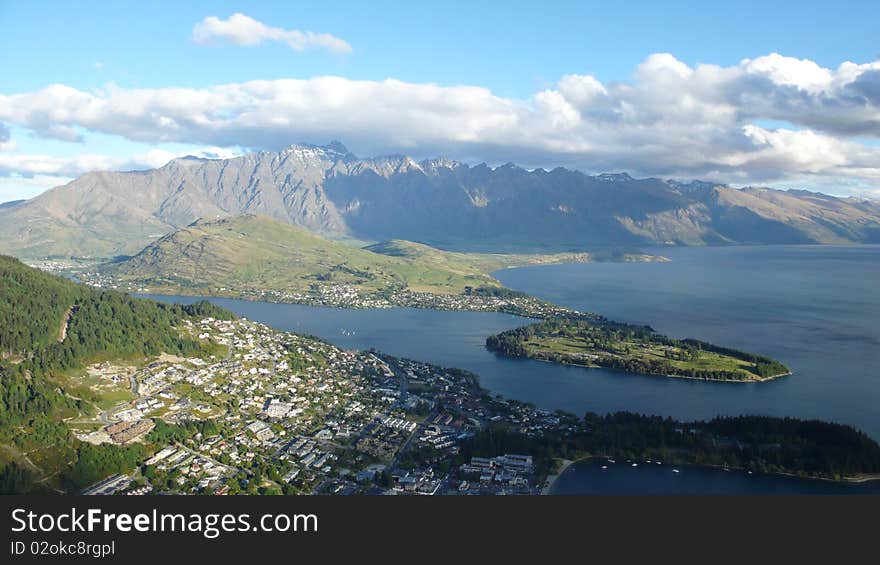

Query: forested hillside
<box><xmin>462</xmin><ymin>412</ymin><xmax>880</xmax><ymax>480</ymax></box>
<box><xmin>0</xmin><ymin>255</ymin><xmax>233</xmax><ymax>493</ymax></box>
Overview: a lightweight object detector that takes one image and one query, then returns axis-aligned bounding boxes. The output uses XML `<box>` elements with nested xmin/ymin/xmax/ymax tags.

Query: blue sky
<box><xmin>4</xmin><ymin>1</ymin><xmax>878</xmax><ymax>96</ymax></box>
<box><xmin>2</xmin><ymin>0</ymin><xmax>880</xmax><ymax>201</ymax></box>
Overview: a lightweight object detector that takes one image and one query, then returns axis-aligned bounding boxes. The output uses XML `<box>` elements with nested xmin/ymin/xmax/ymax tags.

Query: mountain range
<box><xmin>2</xmin><ymin>142</ymin><xmax>879</xmax><ymax>259</ymax></box>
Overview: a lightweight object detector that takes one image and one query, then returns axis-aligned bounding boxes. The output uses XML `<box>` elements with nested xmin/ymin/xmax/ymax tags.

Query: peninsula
<box><xmin>486</xmin><ymin>318</ymin><xmax>790</xmax><ymax>382</ymax></box>
<box><xmin>65</xmin><ymin>214</ymin><xmax>660</xmax><ymax>318</ymax></box>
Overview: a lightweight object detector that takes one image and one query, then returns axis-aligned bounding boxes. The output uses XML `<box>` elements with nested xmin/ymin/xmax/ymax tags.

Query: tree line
<box><xmin>460</xmin><ymin>412</ymin><xmax>880</xmax><ymax>481</ymax></box>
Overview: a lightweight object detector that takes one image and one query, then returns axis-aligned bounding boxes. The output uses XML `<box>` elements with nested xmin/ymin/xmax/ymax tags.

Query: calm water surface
<box><xmin>495</xmin><ymin>245</ymin><xmax>880</xmax><ymax>439</ymax></box>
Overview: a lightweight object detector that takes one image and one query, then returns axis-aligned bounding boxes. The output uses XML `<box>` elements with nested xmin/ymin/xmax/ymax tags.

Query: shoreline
<box><xmin>541</xmin><ymin>458</ymin><xmax>577</xmax><ymax>495</ymax></box>
<box><xmin>133</xmin><ymin>291</ymin><xmax>876</xmax><ymax>488</ymax></box>
<box><xmin>158</xmin><ymin>287</ymin><xmax>790</xmax><ymax>385</ymax></box>
<box><xmin>128</xmin><ymin>288</ymin><xmax>563</xmax><ymax>320</ymax></box>
<box><xmin>542</xmin><ymin>456</ymin><xmax>880</xmax><ymax>494</ymax></box>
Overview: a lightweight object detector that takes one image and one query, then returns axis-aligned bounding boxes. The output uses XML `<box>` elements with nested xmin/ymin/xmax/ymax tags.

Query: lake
<box><xmin>495</xmin><ymin>244</ymin><xmax>880</xmax><ymax>440</ymax></box>
<box><xmin>141</xmin><ymin>244</ymin><xmax>880</xmax><ymax>494</ymax></box>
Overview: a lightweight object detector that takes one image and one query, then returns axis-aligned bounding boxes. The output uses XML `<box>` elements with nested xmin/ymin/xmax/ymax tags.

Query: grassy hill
<box><xmin>104</xmin><ymin>215</ymin><xmax>505</xmax><ymax>295</ymax></box>
<box><xmin>362</xmin><ymin>239</ymin><xmax>642</xmax><ymax>274</ymax></box>
<box><xmin>104</xmin><ymin>215</ymin><xmax>657</xmax><ymax>299</ymax></box>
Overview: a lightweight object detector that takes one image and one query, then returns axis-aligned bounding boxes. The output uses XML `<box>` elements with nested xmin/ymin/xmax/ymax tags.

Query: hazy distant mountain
<box><xmin>2</xmin><ymin>142</ymin><xmax>879</xmax><ymax>258</ymax></box>
<box><xmin>0</xmin><ymin>199</ymin><xmax>25</xmax><ymax>210</ymax></box>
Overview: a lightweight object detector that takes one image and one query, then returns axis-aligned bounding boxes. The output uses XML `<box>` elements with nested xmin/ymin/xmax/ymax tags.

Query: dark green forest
<box><xmin>0</xmin><ymin>255</ymin><xmax>234</xmax><ymax>493</ymax></box>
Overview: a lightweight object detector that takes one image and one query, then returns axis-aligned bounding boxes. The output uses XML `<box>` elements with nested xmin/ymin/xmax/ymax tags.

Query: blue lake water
<box><xmin>141</xmin><ymin>244</ymin><xmax>880</xmax><ymax>494</ymax></box>
<box><xmin>495</xmin><ymin>244</ymin><xmax>880</xmax><ymax>440</ymax></box>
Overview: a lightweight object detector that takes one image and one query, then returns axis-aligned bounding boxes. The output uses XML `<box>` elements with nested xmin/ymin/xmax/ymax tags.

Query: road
<box><xmin>57</xmin><ymin>305</ymin><xmax>74</xmax><ymax>342</ymax></box>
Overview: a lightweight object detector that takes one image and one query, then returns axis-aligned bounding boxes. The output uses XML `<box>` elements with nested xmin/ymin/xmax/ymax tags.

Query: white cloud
<box><xmin>0</xmin><ymin>52</ymin><xmax>879</xmax><ymax>192</ymax></box>
<box><xmin>192</xmin><ymin>13</ymin><xmax>352</xmax><ymax>54</ymax></box>
<box><xmin>0</xmin><ymin>146</ymin><xmax>241</xmax><ymax>178</ymax></box>
<box><xmin>742</xmin><ymin>53</ymin><xmax>833</xmax><ymax>93</ymax></box>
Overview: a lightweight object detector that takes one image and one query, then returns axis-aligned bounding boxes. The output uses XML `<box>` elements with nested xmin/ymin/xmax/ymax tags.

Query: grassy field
<box><xmin>54</xmin><ymin>367</ymin><xmax>135</xmax><ymax>412</ymax></box>
<box><xmin>524</xmin><ymin>336</ymin><xmax>763</xmax><ymax>378</ymax></box>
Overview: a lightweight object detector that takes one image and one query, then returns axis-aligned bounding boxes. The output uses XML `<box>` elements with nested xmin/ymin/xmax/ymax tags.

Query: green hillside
<box><xmin>105</xmin><ymin>215</ymin><xmax>503</xmax><ymax>295</ymax></box>
<box><xmin>102</xmin><ymin>215</ymin><xmax>662</xmax><ymax>300</ymax></box>
<box><xmin>363</xmin><ymin>239</ymin><xmax>620</xmax><ymax>272</ymax></box>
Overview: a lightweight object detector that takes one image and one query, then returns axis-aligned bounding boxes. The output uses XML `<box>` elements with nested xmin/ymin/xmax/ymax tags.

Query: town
<box><xmin>48</xmin><ymin>262</ymin><xmax>596</xmax><ymax>321</ymax></box>
<box><xmin>68</xmin><ymin>314</ymin><xmax>579</xmax><ymax>496</ymax></box>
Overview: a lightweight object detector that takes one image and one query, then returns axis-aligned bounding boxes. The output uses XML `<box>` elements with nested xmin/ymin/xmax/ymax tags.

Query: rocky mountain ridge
<box><xmin>2</xmin><ymin>142</ymin><xmax>878</xmax><ymax>258</ymax></box>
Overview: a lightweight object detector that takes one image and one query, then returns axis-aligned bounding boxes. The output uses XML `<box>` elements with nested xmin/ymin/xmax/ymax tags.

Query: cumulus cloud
<box><xmin>192</xmin><ymin>13</ymin><xmax>352</xmax><ymax>54</ymax></box>
<box><xmin>0</xmin><ymin>52</ymin><xmax>879</xmax><ymax>190</ymax></box>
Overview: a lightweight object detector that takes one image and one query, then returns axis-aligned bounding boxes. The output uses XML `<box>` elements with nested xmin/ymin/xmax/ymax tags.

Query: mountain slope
<box><xmin>2</xmin><ymin>142</ymin><xmax>879</xmax><ymax>259</ymax></box>
<box><xmin>103</xmin><ymin>215</ymin><xmax>502</xmax><ymax>295</ymax></box>
<box><xmin>0</xmin><ymin>255</ymin><xmax>232</xmax><ymax>492</ymax></box>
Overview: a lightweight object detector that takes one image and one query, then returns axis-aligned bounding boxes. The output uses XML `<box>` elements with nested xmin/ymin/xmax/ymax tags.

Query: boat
<box><xmin>600</xmin><ymin>465</ymin><xmax>608</xmax><ymax>470</ymax></box>
<box><xmin>672</xmin><ymin>469</ymin><xmax>680</xmax><ymax>473</ymax></box>
<box><xmin>631</xmin><ymin>463</ymin><xmax>638</xmax><ymax>468</ymax></box>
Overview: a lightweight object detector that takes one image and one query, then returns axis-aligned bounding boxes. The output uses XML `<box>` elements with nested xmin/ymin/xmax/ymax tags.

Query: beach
<box><xmin>542</xmin><ymin>458</ymin><xmax>575</xmax><ymax>495</ymax></box>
